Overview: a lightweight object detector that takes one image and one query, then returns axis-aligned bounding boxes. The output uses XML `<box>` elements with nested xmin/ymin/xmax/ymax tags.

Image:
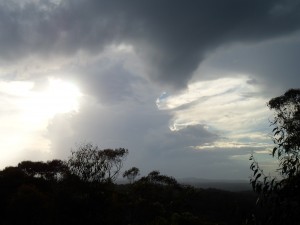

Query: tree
<box><xmin>123</xmin><ymin>167</ymin><xmax>140</xmax><ymax>184</ymax></box>
<box><xmin>250</xmin><ymin>89</ymin><xmax>300</xmax><ymax>224</ymax></box>
<box><xmin>18</xmin><ymin>161</ymin><xmax>46</xmax><ymax>178</ymax></box>
<box><xmin>18</xmin><ymin>160</ymin><xmax>68</xmax><ymax>181</ymax></box>
<box><xmin>139</xmin><ymin>170</ymin><xmax>179</xmax><ymax>187</ymax></box>
<box><xmin>67</xmin><ymin>143</ymin><xmax>128</xmax><ymax>182</ymax></box>
<box><xmin>268</xmin><ymin>89</ymin><xmax>300</xmax><ymax>177</ymax></box>
<box><xmin>45</xmin><ymin>159</ymin><xmax>69</xmax><ymax>180</ymax></box>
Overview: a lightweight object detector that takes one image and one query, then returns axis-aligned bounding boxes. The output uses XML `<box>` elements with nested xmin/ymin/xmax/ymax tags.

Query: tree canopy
<box><xmin>250</xmin><ymin>89</ymin><xmax>300</xmax><ymax>225</ymax></box>
<box><xmin>123</xmin><ymin>167</ymin><xmax>140</xmax><ymax>183</ymax></box>
<box><xmin>0</xmin><ymin>149</ymin><xmax>254</xmax><ymax>225</ymax></box>
<box><xmin>67</xmin><ymin>143</ymin><xmax>128</xmax><ymax>182</ymax></box>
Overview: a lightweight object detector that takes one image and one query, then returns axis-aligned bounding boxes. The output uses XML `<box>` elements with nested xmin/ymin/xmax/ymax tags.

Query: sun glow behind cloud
<box><xmin>21</xmin><ymin>78</ymin><xmax>81</xmax><ymax>126</ymax></box>
<box><xmin>0</xmin><ymin>78</ymin><xmax>82</xmax><ymax>166</ymax></box>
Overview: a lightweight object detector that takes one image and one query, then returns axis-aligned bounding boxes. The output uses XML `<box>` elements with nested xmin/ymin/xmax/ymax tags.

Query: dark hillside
<box><xmin>0</xmin><ymin>162</ymin><xmax>256</xmax><ymax>225</ymax></box>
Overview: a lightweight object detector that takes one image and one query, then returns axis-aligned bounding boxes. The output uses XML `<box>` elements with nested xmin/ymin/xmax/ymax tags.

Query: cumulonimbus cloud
<box><xmin>0</xmin><ymin>0</ymin><xmax>300</xmax><ymax>88</ymax></box>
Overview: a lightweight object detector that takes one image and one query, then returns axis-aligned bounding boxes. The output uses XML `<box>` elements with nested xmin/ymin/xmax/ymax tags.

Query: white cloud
<box><xmin>0</xmin><ymin>78</ymin><xmax>81</xmax><ymax>167</ymax></box>
<box><xmin>194</xmin><ymin>140</ymin><xmax>272</xmax><ymax>150</ymax></box>
<box><xmin>157</xmin><ymin>76</ymin><xmax>272</xmax><ymax>150</ymax></box>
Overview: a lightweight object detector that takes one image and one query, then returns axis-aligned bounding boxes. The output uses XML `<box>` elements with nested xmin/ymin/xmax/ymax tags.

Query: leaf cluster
<box><xmin>249</xmin><ymin>89</ymin><xmax>300</xmax><ymax>225</ymax></box>
<box><xmin>68</xmin><ymin>143</ymin><xmax>128</xmax><ymax>182</ymax></box>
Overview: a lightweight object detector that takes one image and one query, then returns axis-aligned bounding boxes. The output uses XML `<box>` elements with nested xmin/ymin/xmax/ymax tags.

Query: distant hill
<box><xmin>178</xmin><ymin>177</ymin><xmax>252</xmax><ymax>192</ymax></box>
<box><xmin>118</xmin><ymin>177</ymin><xmax>252</xmax><ymax>191</ymax></box>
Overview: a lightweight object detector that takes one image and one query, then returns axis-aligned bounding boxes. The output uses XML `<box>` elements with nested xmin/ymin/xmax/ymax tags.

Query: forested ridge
<box><xmin>0</xmin><ymin>156</ymin><xmax>255</xmax><ymax>225</ymax></box>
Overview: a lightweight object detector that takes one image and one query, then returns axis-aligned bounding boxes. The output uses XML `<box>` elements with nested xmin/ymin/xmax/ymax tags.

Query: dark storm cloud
<box><xmin>71</xmin><ymin>63</ymin><xmax>144</xmax><ymax>104</ymax></box>
<box><xmin>200</xmin><ymin>35</ymin><xmax>300</xmax><ymax>96</ymax></box>
<box><xmin>1</xmin><ymin>0</ymin><xmax>300</xmax><ymax>88</ymax></box>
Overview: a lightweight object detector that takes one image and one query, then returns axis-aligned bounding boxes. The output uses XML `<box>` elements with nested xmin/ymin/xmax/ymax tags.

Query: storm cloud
<box><xmin>1</xmin><ymin>0</ymin><xmax>300</xmax><ymax>88</ymax></box>
<box><xmin>0</xmin><ymin>0</ymin><xmax>299</xmax><ymax>179</ymax></box>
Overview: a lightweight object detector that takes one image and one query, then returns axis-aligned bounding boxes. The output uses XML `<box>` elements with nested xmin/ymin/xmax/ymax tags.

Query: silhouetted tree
<box><xmin>0</xmin><ymin>143</ymin><xmax>257</xmax><ymax>225</ymax></box>
<box><xmin>45</xmin><ymin>160</ymin><xmax>68</xmax><ymax>180</ymax></box>
<box><xmin>250</xmin><ymin>89</ymin><xmax>300</xmax><ymax>225</ymax></box>
<box><xmin>18</xmin><ymin>160</ymin><xmax>68</xmax><ymax>181</ymax></box>
<box><xmin>18</xmin><ymin>161</ymin><xmax>46</xmax><ymax>178</ymax></box>
<box><xmin>123</xmin><ymin>167</ymin><xmax>140</xmax><ymax>183</ymax></box>
<box><xmin>141</xmin><ymin>170</ymin><xmax>179</xmax><ymax>187</ymax></box>
<box><xmin>67</xmin><ymin>143</ymin><xmax>128</xmax><ymax>182</ymax></box>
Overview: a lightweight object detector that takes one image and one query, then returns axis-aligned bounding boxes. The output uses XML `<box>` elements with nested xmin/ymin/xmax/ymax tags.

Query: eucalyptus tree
<box><xmin>68</xmin><ymin>143</ymin><xmax>128</xmax><ymax>182</ymax></box>
<box><xmin>250</xmin><ymin>89</ymin><xmax>300</xmax><ymax>225</ymax></box>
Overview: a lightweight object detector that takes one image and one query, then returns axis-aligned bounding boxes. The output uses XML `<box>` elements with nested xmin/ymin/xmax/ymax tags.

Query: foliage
<box><xmin>18</xmin><ymin>160</ymin><xmax>68</xmax><ymax>180</ymax></box>
<box><xmin>139</xmin><ymin>170</ymin><xmax>179</xmax><ymax>187</ymax></box>
<box><xmin>0</xmin><ymin>154</ymin><xmax>255</xmax><ymax>225</ymax></box>
<box><xmin>268</xmin><ymin>89</ymin><xmax>300</xmax><ymax>177</ymax></box>
<box><xmin>250</xmin><ymin>89</ymin><xmax>300</xmax><ymax>224</ymax></box>
<box><xmin>123</xmin><ymin>167</ymin><xmax>140</xmax><ymax>183</ymax></box>
<box><xmin>67</xmin><ymin>143</ymin><xmax>128</xmax><ymax>182</ymax></box>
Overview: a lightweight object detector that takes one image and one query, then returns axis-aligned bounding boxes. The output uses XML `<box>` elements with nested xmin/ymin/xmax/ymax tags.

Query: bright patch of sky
<box><xmin>157</xmin><ymin>76</ymin><xmax>273</xmax><ymax>151</ymax></box>
<box><xmin>0</xmin><ymin>78</ymin><xmax>81</xmax><ymax>166</ymax></box>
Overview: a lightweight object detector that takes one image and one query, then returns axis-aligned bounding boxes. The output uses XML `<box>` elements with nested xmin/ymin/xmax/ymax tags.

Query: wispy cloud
<box><xmin>157</xmin><ymin>76</ymin><xmax>272</xmax><ymax>150</ymax></box>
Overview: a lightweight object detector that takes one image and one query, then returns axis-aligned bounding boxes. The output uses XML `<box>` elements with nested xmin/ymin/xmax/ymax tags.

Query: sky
<box><xmin>0</xmin><ymin>0</ymin><xmax>300</xmax><ymax>180</ymax></box>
